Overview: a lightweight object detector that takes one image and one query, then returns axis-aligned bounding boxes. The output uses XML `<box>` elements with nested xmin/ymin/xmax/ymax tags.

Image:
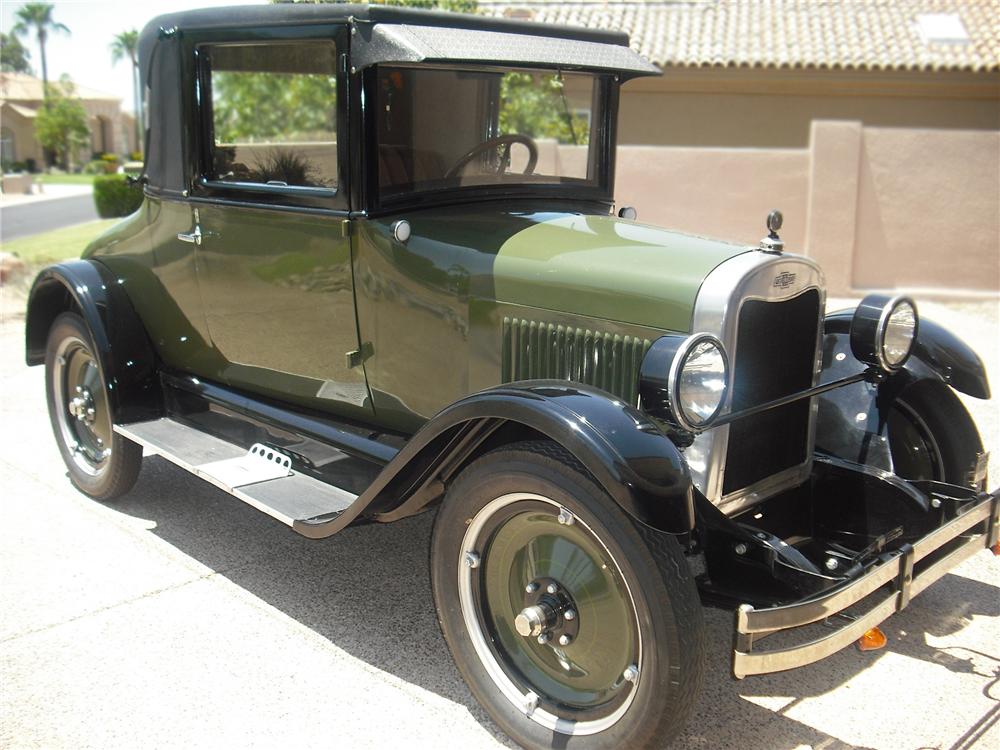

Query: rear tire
<box><xmin>430</xmin><ymin>441</ymin><xmax>703</xmax><ymax>749</ymax></box>
<box><xmin>45</xmin><ymin>312</ymin><xmax>142</xmax><ymax>500</ymax></box>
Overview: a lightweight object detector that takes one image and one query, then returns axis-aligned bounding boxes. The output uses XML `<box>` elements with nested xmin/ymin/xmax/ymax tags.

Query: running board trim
<box><xmin>116</xmin><ymin>418</ymin><xmax>358</xmax><ymax>530</ymax></box>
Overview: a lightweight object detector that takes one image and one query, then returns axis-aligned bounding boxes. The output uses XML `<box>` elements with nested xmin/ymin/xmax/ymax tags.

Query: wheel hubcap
<box><xmin>52</xmin><ymin>337</ymin><xmax>112</xmax><ymax>476</ymax></box>
<box><xmin>458</xmin><ymin>493</ymin><xmax>642</xmax><ymax>736</ymax></box>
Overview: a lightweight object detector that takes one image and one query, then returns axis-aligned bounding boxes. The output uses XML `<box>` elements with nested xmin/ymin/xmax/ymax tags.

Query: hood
<box><xmin>493</xmin><ymin>213</ymin><xmax>748</xmax><ymax>332</ymax></box>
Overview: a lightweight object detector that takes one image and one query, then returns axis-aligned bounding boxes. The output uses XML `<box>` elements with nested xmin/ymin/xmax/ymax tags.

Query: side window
<box><xmin>205</xmin><ymin>41</ymin><xmax>338</xmax><ymax>190</ymax></box>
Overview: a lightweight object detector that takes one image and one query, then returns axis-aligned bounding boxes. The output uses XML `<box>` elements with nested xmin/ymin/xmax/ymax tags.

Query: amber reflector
<box><xmin>857</xmin><ymin>627</ymin><xmax>888</xmax><ymax>651</ymax></box>
<box><xmin>991</xmin><ymin>543</ymin><xmax>1000</xmax><ymax>557</ymax></box>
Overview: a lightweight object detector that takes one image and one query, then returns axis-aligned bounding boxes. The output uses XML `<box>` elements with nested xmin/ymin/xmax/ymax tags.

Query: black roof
<box><xmin>140</xmin><ymin>3</ymin><xmax>631</xmax><ymax>52</ymax></box>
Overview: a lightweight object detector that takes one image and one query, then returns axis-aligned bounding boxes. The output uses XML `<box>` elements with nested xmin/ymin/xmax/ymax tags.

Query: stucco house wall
<box><xmin>0</xmin><ymin>72</ymin><xmax>132</xmax><ymax>168</ymax></box>
<box><xmin>613</xmin><ymin>68</ymin><xmax>1000</xmax><ymax>295</ymax></box>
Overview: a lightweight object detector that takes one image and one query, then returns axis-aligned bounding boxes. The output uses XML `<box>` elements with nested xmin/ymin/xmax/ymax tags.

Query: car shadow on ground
<box><xmin>108</xmin><ymin>457</ymin><xmax>998</xmax><ymax>750</ymax></box>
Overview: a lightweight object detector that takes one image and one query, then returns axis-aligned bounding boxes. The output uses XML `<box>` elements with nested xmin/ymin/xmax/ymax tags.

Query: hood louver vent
<box><xmin>501</xmin><ymin>317</ymin><xmax>651</xmax><ymax>405</ymax></box>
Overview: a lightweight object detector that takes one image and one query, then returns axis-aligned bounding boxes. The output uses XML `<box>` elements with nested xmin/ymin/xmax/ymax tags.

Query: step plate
<box><xmin>115</xmin><ymin>418</ymin><xmax>358</xmax><ymax>527</ymax></box>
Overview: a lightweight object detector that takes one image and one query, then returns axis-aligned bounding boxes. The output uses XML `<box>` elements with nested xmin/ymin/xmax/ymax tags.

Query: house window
<box><xmin>204</xmin><ymin>41</ymin><xmax>338</xmax><ymax>190</ymax></box>
<box><xmin>0</xmin><ymin>127</ymin><xmax>15</xmax><ymax>167</ymax></box>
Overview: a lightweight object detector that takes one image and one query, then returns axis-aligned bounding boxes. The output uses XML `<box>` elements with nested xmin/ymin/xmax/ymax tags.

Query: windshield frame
<box><xmin>362</xmin><ymin>62</ymin><xmax>617</xmax><ymax>214</ymax></box>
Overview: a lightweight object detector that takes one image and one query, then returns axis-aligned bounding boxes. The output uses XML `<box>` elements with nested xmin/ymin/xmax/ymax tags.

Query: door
<box><xmin>187</xmin><ymin>32</ymin><xmax>372</xmax><ymax>420</ymax></box>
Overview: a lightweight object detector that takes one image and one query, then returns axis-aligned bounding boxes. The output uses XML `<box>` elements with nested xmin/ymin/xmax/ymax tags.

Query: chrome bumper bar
<box><xmin>732</xmin><ymin>489</ymin><xmax>1000</xmax><ymax>678</ymax></box>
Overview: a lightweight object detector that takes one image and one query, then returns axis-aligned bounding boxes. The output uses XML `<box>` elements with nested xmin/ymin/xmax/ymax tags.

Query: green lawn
<box><xmin>33</xmin><ymin>173</ymin><xmax>97</xmax><ymax>186</ymax></box>
<box><xmin>2</xmin><ymin>219</ymin><xmax>118</xmax><ymax>264</ymax></box>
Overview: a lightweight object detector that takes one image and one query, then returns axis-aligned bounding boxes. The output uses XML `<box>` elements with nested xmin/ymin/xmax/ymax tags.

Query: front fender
<box><xmin>817</xmin><ymin>308</ymin><xmax>990</xmax><ymax>464</ymax></box>
<box><xmin>338</xmin><ymin>381</ymin><xmax>695</xmax><ymax>535</ymax></box>
<box><xmin>824</xmin><ymin>308</ymin><xmax>990</xmax><ymax>399</ymax></box>
<box><xmin>25</xmin><ymin>260</ymin><xmax>161</xmax><ymax>423</ymax></box>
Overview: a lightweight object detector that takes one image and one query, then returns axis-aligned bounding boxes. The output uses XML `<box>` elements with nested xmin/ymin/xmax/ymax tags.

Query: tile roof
<box><xmin>478</xmin><ymin>0</ymin><xmax>1000</xmax><ymax>72</ymax></box>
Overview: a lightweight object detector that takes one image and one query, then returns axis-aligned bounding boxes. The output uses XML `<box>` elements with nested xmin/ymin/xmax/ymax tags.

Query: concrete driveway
<box><xmin>1</xmin><ymin>294</ymin><xmax>998</xmax><ymax>750</ymax></box>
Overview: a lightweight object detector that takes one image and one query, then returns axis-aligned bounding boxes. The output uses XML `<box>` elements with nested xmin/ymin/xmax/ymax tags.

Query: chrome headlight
<box><xmin>850</xmin><ymin>294</ymin><xmax>918</xmax><ymax>371</ymax></box>
<box><xmin>639</xmin><ymin>333</ymin><xmax>730</xmax><ymax>431</ymax></box>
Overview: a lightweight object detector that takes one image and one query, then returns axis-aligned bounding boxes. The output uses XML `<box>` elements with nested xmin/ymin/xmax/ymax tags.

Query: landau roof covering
<box><xmin>479</xmin><ymin>0</ymin><xmax>1000</xmax><ymax>72</ymax></box>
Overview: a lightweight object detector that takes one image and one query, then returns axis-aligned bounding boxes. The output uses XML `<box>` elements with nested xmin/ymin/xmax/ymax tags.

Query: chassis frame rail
<box><xmin>732</xmin><ymin>490</ymin><xmax>1000</xmax><ymax>678</ymax></box>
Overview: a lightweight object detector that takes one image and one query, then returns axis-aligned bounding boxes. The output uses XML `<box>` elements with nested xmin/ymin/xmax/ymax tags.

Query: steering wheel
<box><xmin>445</xmin><ymin>134</ymin><xmax>539</xmax><ymax>179</ymax></box>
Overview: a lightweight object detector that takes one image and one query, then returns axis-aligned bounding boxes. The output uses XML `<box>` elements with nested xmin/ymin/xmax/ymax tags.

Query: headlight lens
<box><xmin>674</xmin><ymin>335</ymin><xmax>729</xmax><ymax>429</ymax></box>
<box><xmin>850</xmin><ymin>294</ymin><xmax>919</xmax><ymax>371</ymax></box>
<box><xmin>881</xmin><ymin>299</ymin><xmax>917</xmax><ymax>368</ymax></box>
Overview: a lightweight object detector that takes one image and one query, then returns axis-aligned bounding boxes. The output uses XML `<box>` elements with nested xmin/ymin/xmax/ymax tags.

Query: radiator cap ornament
<box><xmin>758</xmin><ymin>209</ymin><xmax>784</xmax><ymax>254</ymax></box>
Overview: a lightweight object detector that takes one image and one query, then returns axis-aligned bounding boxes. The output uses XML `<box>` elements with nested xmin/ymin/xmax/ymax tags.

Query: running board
<box><xmin>115</xmin><ymin>418</ymin><xmax>358</xmax><ymax>529</ymax></box>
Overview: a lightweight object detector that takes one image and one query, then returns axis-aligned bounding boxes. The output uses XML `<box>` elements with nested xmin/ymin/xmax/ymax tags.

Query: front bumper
<box><xmin>732</xmin><ymin>488</ymin><xmax>999</xmax><ymax>678</ymax></box>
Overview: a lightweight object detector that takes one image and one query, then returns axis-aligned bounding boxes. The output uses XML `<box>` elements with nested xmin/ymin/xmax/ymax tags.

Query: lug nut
<box><xmin>546</xmin><ymin>583</ymin><xmax>558</xmax><ymax>595</ymax></box>
<box><xmin>563</xmin><ymin>609</ymin><xmax>576</xmax><ymax>621</ymax></box>
<box><xmin>525</xmin><ymin>582</ymin><xmax>539</xmax><ymax>594</ymax></box>
<box><xmin>558</xmin><ymin>634</ymin><xmax>572</xmax><ymax>647</ymax></box>
<box><xmin>537</xmin><ymin>633</ymin><xmax>550</xmax><ymax>645</ymax></box>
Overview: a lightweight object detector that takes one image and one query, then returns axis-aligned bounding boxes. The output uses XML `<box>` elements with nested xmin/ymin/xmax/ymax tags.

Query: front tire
<box><xmin>431</xmin><ymin>442</ymin><xmax>703</xmax><ymax>749</ymax></box>
<box><xmin>887</xmin><ymin>379</ymin><xmax>984</xmax><ymax>487</ymax></box>
<box><xmin>45</xmin><ymin>312</ymin><xmax>142</xmax><ymax>500</ymax></box>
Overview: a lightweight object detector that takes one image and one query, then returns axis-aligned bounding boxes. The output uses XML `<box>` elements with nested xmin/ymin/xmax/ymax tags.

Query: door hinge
<box><xmin>346</xmin><ymin>341</ymin><xmax>374</xmax><ymax>369</ymax></box>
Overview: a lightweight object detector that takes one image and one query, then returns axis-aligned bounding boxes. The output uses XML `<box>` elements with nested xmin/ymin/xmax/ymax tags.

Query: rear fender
<box><xmin>25</xmin><ymin>260</ymin><xmax>161</xmax><ymax>423</ymax></box>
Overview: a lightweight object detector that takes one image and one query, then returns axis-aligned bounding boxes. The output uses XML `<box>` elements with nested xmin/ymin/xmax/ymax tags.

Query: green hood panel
<box><xmin>494</xmin><ymin>214</ymin><xmax>747</xmax><ymax>332</ymax></box>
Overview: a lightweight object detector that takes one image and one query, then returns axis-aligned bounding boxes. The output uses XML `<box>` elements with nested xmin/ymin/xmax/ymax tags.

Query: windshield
<box><xmin>375</xmin><ymin>66</ymin><xmax>606</xmax><ymax>201</ymax></box>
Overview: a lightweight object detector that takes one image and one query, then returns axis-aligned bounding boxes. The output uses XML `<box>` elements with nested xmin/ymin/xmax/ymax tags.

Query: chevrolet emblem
<box><xmin>772</xmin><ymin>271</ymin><xmax>797</xmax><ymax>289</ymax></box>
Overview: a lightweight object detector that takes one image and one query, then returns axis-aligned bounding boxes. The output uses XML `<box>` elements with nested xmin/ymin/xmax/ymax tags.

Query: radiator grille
<box><xmin>501</xmin><ymin>317</ymin><xmax>652</xmax><ymax>404</ymax></box>
<box><xmin>723</xmin><ymin>289</ymin><xmax>821</xmax><ymax>495</ymax></box>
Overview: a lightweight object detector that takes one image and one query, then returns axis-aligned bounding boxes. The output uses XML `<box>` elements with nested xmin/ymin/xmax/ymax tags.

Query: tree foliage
<box><xmin>500</xmin><ymin>72</ymin><xmax>590</xmax><ymax>145</ymax></box>
<box><xmin>0</xmin><ymin>32</ymin><xmax>32</xmax><ymax>73</ymax></box>
<box><xmin>212</xmin><ymin>70</ymin><xmax>337</xmax><ymax>143</ymax></box>
<box><xmin>11</xmin><ymin>3</ymin><xmax>69</xmax><ymax>95</ymax></box>
<box><xmin>34</xmin><ymin>77</ymin><xmax>90</xmax><ymax>169</ymax></box>
<box><xmin>111</xmin><ymin>29</ymin><xmax>142</xmax><ymax>156</ymax></box>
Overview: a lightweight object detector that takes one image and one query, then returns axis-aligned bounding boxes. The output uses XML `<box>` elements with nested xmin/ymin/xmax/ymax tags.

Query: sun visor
<box><xmin>351</xmin><ymin>23</ymin><xmax>660</xmax><ymax>78</ymax></box>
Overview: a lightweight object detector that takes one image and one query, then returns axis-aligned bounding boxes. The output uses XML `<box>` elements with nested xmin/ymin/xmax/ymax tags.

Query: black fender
<box><xmin>816</xmin><ymin>308</ymin><xmax>989</xmax><ymax>464</ymax></box>
<box><xmin>824</xmin><ymin>308</ymin><xmax>990</xmax><ymax>398</ymax></box>
<box><xmin>295</xmin><ymin>381</ymin><xmax>696</xmax><ymax>537</ymax></box>
<box><xmin>25</xmin><ymin>260</ymin><xmax>161</xmax><ymax>423</ymax></box>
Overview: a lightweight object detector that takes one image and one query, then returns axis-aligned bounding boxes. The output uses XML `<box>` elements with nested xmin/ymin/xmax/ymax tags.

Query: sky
<box><xmin>1</xmin><ymin>0</ymin><xmax>264</xmax><ymax>113</ymax></box>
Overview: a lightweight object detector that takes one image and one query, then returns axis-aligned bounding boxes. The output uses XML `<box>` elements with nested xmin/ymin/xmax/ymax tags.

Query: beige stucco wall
<box><xmin>613</xmin><ymin>68</ymin><xmax>1000</xmax><ymax>294</ymax></box>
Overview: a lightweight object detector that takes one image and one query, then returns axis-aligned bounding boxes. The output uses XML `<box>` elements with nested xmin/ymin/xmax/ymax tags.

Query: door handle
<box><xmin>177</xmin><ymin>226</ymin><xmax>202</xmax><ymax>246</ymax></box>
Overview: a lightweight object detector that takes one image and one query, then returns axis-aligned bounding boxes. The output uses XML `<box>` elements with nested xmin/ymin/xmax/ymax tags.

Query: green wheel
<box><xmin>45</xmin><ymin>312</ymin><xmax>142</xmax><ymax>500</ymax></box>
<box><xmin>431</xmin><ymin>441</ymin><xmax>703</xmax><ymax>749</ymax></box>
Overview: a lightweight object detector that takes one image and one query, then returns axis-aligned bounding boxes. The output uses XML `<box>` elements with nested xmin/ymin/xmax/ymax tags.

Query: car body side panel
<box><xmin>354</xmin><ymin>204</ymin><xmax>746</xmax><ymax>433</ymax></box>
<box><xmin>193</xmin><ymin>202</ymin><xmax>374</xmax><ymax>421</ymax></box>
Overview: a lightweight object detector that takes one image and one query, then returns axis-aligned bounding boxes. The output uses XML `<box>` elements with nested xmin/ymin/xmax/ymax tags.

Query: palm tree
<box><xmin>111</xmin><ymin>29</ymin><xmax>141</xmax><ymax>157</ymax></box>
<box><xmin>11</xmin><ymin>3</ymin><xmax>69</xmax><ymax>100</ymax></box>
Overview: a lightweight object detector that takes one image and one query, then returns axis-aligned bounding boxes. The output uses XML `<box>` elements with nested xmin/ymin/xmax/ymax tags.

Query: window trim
<box><xmin>364</xmin><ymin>63</ymin><xmax>616</xmax><ymax>215</ymax></box>
<box><xmin>189</xmin><ymin>27</ymin><xmax>349</xmax><ymax>212</ymax></box>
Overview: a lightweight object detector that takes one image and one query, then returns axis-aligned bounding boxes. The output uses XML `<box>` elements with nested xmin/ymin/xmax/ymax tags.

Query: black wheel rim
<box><xmin>458</xmin><ymin>493</ymin><xmax>642</xmax><ymax>735</ymax></box>
<box><xmin>887</xmin><ymin>399</ymin><xmax>945</xmax><ymax>481</ymax></box>
<box><xmin>52</xmin><ymin>335</ymin><xmax>112</xmax><ymax>476</ymax></box>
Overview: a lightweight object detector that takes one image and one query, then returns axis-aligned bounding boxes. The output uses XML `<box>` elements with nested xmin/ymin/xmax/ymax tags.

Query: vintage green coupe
<box><xmin>25</xmin><ymin>5</ymin><xmax>998</xmax><ymax>748</ymax></box>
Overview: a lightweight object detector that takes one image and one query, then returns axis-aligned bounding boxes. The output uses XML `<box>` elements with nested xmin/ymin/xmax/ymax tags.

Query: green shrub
<box><xmin>83</xmin><ymin>159</ymin><xmax>106</xmax><ymax>175</ymax></box>
<box><xmin>129</xmin><ymin>150</ymin><xmax>143</xmax><ymax>162</ymax></box>
<box><xmin>93</xmin><ymin>174</ymin><xmax>143</xmax><ymax>218</ymax></box>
